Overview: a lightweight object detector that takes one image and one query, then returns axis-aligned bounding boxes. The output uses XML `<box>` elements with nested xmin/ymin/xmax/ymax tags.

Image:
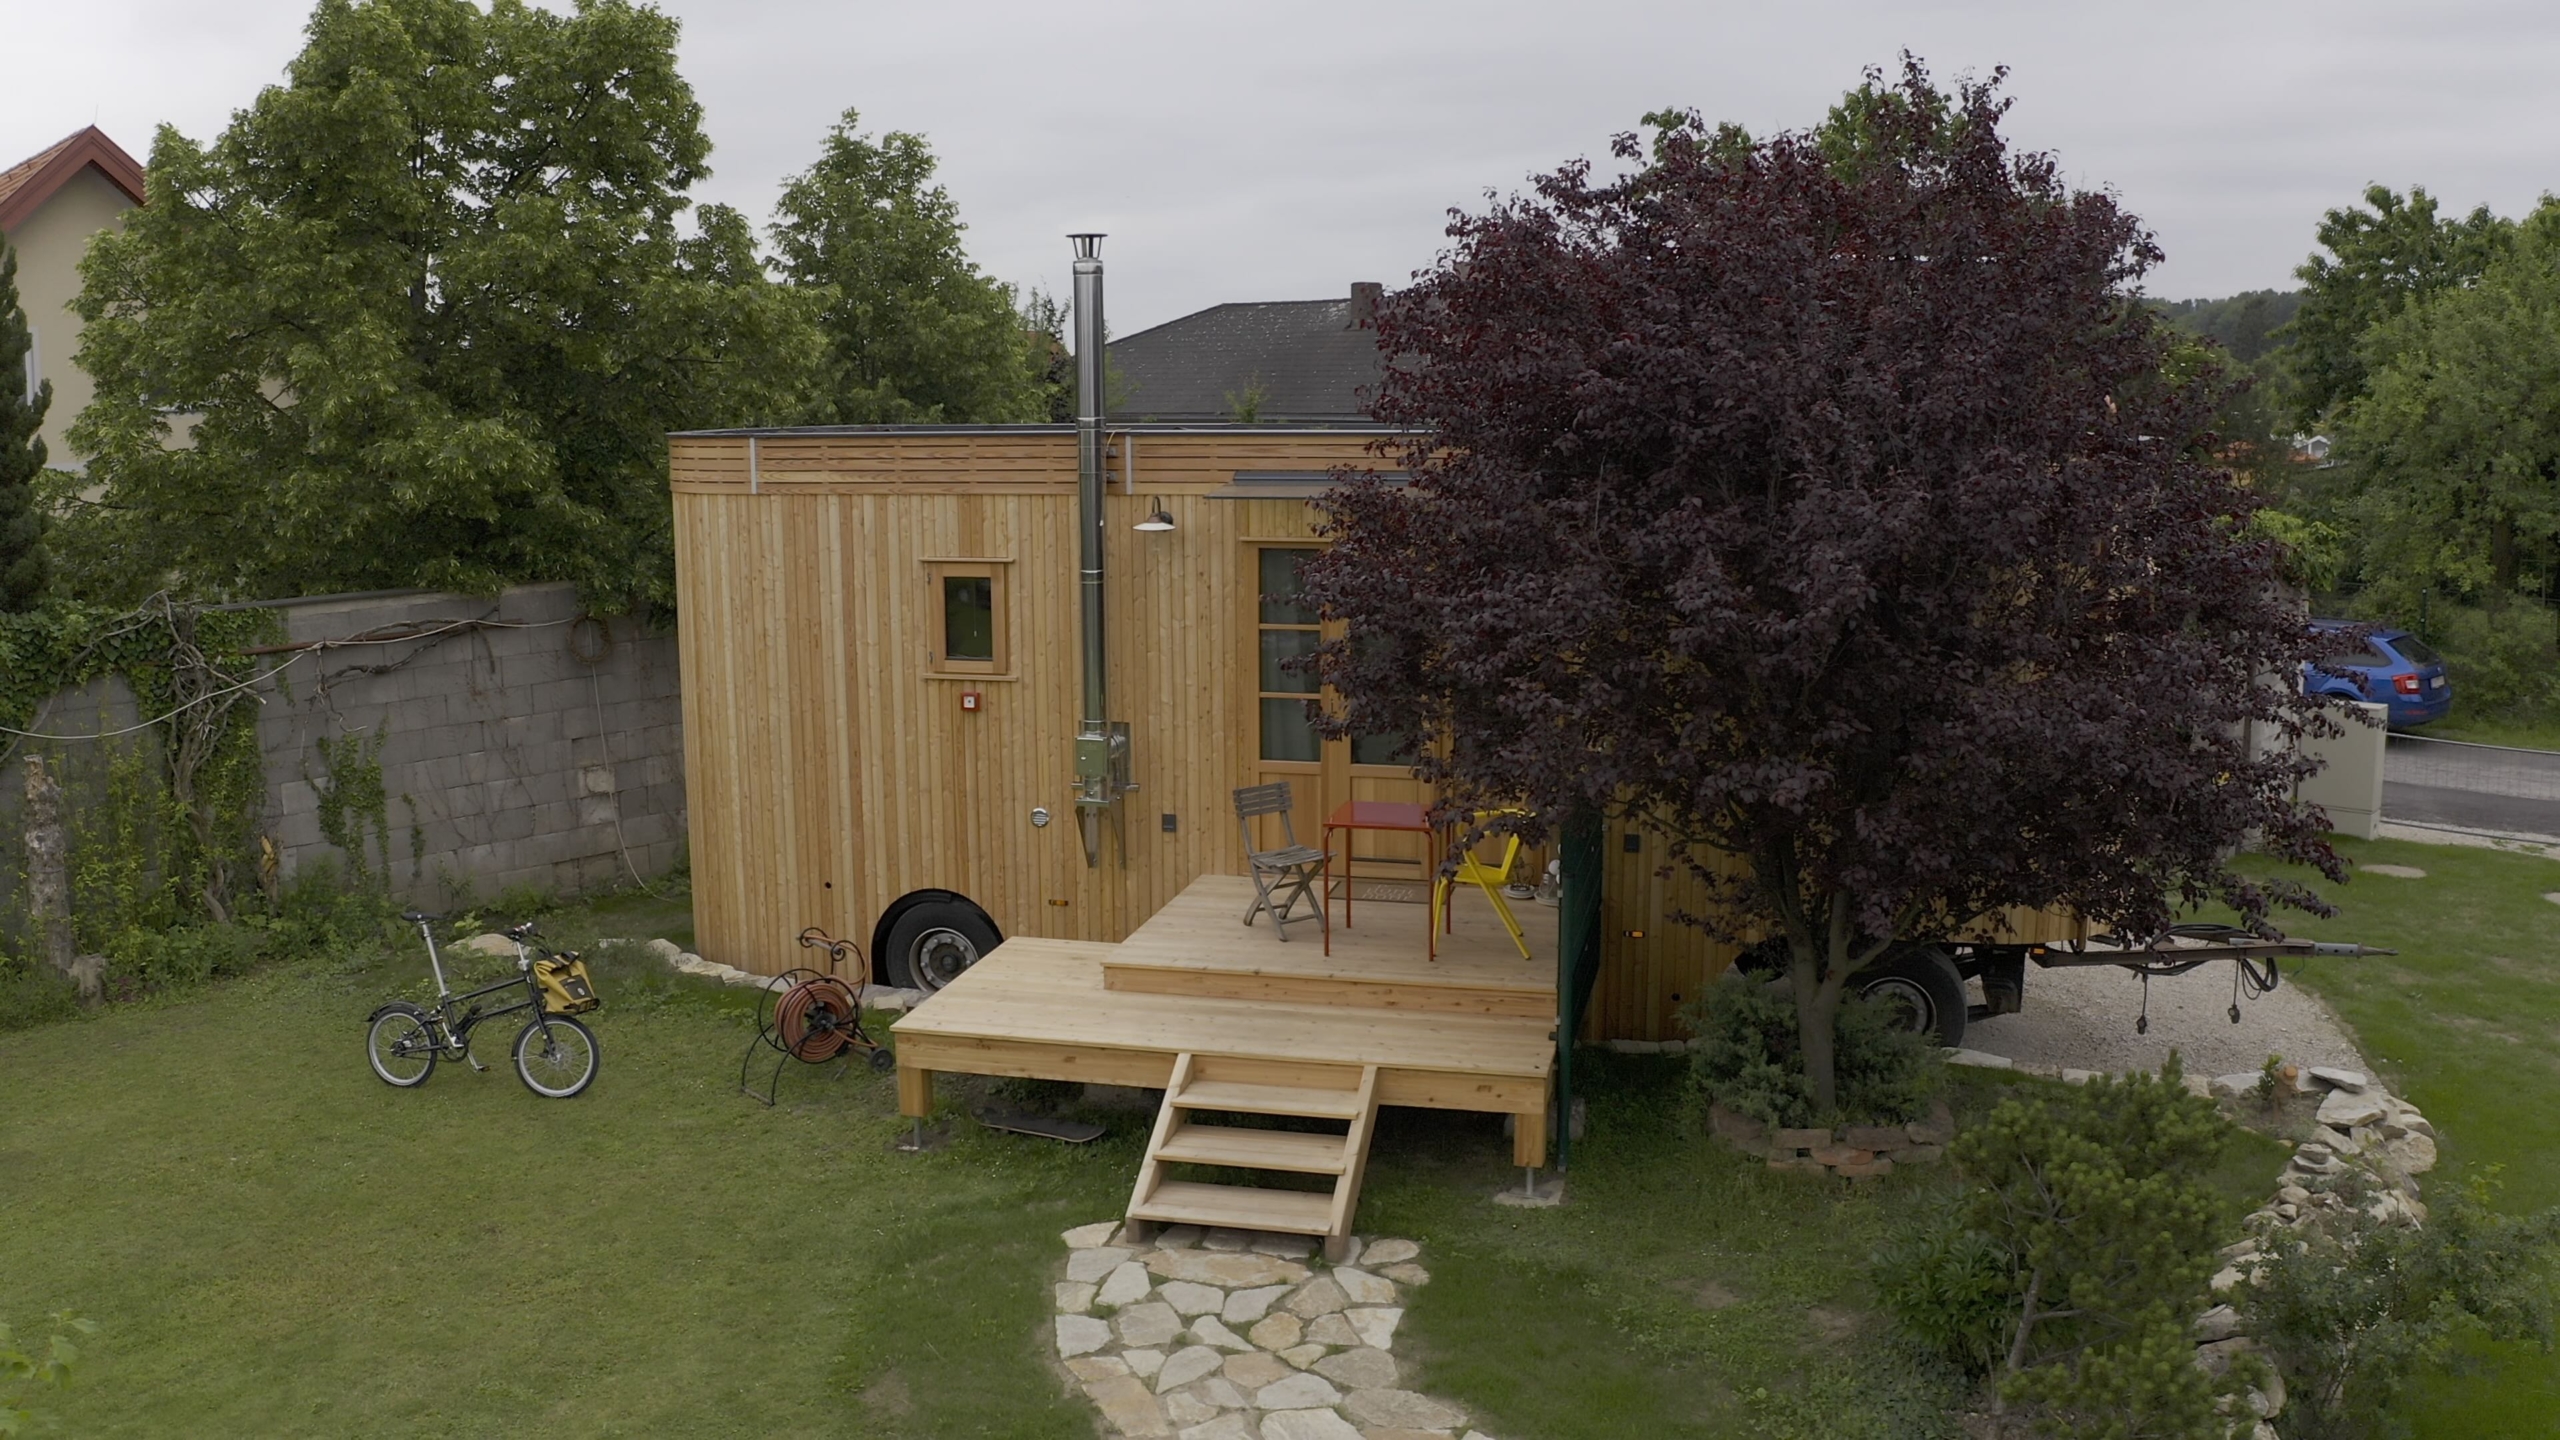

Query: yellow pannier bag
<box><xmin>534</xmin><ymin>955</ymin><xmax>600</xmax><ymax>1015</ymax></box>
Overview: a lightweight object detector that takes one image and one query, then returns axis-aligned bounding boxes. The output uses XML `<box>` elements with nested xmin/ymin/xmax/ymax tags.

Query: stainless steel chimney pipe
<box><xmin>1072</xmin><ymin>235</ymin><xmax>1107</xmax><ymax>736</ymax></box>
<box><xmin>1068</xmin><ymin>234</ymin><xmax>1125</xmax><ymax>866</ymax></box>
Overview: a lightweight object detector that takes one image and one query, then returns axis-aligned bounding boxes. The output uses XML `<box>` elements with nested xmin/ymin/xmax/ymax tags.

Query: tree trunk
<box><xmin>1792</xmin><ymin>947</ymin><xmax>1839</xmax><ymax>1113</ymax></box>
<box><xmin>1788</xmin><ymin>893</ymin><xmax>1857</xmax><ymax>1113</ymax></box>
<box><xmin>1989</xmin><ymin>1265</ymin><xmax>2045</xmax><ymax>1440</ymax></box>
<box><xmin>22</xmin><ymin>756</ymin><xmax>100</xmax><ymax>1006</ymax></box>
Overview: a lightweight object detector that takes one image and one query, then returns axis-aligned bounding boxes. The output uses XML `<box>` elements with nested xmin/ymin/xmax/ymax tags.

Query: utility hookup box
<box><xmin>1074</xmin><ymin>721</ymin><xmax>1131</xmax><ymax>806</ymax></box>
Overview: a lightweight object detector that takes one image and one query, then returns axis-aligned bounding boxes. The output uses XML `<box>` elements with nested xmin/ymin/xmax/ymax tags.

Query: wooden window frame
<box><xmin>923</xmin><ymin>558</ymin><xmax>1013</xmax><ymax>679</ymax></box>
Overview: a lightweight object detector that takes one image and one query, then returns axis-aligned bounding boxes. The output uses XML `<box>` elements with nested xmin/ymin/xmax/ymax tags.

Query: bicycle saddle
<box><xmin>401</xmin><ymin>910</ymin><xmax>445</xmax><ymax>924</ymax></box>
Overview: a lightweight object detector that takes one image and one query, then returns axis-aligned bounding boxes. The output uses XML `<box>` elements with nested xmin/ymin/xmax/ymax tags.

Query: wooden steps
<box><xmin>1154</xmin><ymin>1124</ymin><xmax>1349</xmax><ymax>1174</ymax></box>
<box><xmin>1170</xmin><ymin>1079</ymin><xmax>1366</xmax><ymax>1120</ymax></box>
<box><xmin>1127</xmin><ymin>1053</ymin><xmax>1381</xmax><ymax>1261</ymax></box>
<box><xmin>1132</xmin><ymin>1181</ymin><xmax>1337</xmax><ymax>1231</ymax></box>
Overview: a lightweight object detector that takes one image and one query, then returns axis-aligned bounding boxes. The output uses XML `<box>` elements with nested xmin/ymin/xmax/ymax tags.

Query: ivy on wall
<box><xmin>1</xmin><ymin>596</ymin><xmax>281</xmax><ymax>929</ymax></box>
<box><xmin>311</xmin><ymin>729</ymin><xmax>389</xmax><ymax>886</ymax></box>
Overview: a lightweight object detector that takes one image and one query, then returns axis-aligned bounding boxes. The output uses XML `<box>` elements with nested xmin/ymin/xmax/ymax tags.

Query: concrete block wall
<box><xmin>0</xmin><ymin>676</ymin><xmax>158</xmax><ymax>927</ymax></box>
<box><xmin>252</xmin><ymin>582</ymin><xmax>686</xmax><ymax>906</ymax></box>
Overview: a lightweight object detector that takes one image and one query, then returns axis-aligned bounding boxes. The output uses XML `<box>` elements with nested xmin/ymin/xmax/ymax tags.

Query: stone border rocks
<box><xmin>1707</xmin><ymin>1099</ymin><xmax>1953</xmax><ymax>1179</ymax></box>
<box><xmin>593</xmin><ymin>933</ymin><xmax>931</xmax><ymax>1008</ymax></box>
<box><xmin>2189</xmin><ymin>1062</ymin><xmax>2439</xmax><ymax>1440</ymax></box>
<box><xmin>1052</xmin><ymin>1222</ymin><xmax>1500</xmax><ymax>1440</ymax></box>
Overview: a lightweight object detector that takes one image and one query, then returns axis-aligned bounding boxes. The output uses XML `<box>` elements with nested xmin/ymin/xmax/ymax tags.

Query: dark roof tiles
<box><xmin>1106</xmin><ymin>292</ymin><xmax>1387</xmax><ymax>422</ymax></box>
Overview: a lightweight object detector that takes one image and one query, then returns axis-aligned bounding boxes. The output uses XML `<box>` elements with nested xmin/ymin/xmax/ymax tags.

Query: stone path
<box><xmin>1052</xmin><ymin>1222</ymin><xmax>1498</xmax><ymax>1440</ymax></box>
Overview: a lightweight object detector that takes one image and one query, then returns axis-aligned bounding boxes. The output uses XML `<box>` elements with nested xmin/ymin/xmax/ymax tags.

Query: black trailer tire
<box><xmin>1856</xmin><ymin>946</ymin><xmax>1969</xmax><ymax>1047</ymax></box>
<box><xmin>882</xmin><ymin>901</ymin><xmax>1001</xmax><ymax>992</ymax></box>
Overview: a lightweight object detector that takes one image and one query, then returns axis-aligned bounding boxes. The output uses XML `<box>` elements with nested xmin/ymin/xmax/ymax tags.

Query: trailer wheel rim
<box><xmin>909</xmin><ymin>927</ymin><xmax>980</xmax><ymax>991</ymax></box>
<box><xmin>1860</xmin><ymin>975</ymin><xmax>1936</xmax><ymax>1035</ymax></box>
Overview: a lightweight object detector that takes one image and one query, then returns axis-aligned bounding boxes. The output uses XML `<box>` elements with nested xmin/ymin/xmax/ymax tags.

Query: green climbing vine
<box><xmin>1</xmin><ymin>595</ymin><xmax>281</xmax><ymax>933</ymax></box>
<box><xmin>312</xmin><ymin>729</ymin><xmax>389</xmax><ymax>885</ymax></box>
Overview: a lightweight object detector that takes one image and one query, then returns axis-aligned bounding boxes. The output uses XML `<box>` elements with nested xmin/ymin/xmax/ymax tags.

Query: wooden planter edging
<box><xmin>1707</xmin><ymin>1100</ymin><xmax>1955</xmax><ymax>1179</ymax></box>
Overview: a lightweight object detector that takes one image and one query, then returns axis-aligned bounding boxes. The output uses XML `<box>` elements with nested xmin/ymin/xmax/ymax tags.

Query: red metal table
<box><xmin>1320</xmin><ymin>800</ymin><xmax>1441</xmax><ymax>959</ymax></box>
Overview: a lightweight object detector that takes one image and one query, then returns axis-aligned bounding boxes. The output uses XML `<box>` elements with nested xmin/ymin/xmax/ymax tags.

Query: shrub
<box><xmin>259</xmin><ymin>858</ymin><xmax>399</xmax><ymax>964</ymax></box>
<box><xmin>0</xmin><ymin>954</ymin><xmax>83</xmax><ymax>1035</ymax></box>
<box><xmin>1874</xmin><ymin>1196</ymin><xmax>2013</xmax><ymax>1378</ymax></box>
<box><xmin>2240</xmin><ymin>1172</ymin><xmax>2560</xmax><ymax>1440</ymax></box>
<box><xmin>1684</xmin><ymin>969</ymin><xmax>1940</xmax><ymax>1127</ymax></box>
<box><xmin>2425</xmin><ymin>600</ymin><xmax>2560</xmax><ymax>720</ymax></box>
<box><xmin>1882</xmin><ymin>1059</ymin><xmax>2260</xmax><ymax>1438</ymax></box>
<box><xmin>106</xmin><ymin>922</ymin><xmax>266</xmax><ymax>993</ymax></box>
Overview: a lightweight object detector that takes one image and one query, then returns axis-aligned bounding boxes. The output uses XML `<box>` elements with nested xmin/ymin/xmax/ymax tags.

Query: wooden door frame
<box><xmin>1242</xmin><ymin>541</ymin><xmax>1430</xmax><ymax>884</ymax></box>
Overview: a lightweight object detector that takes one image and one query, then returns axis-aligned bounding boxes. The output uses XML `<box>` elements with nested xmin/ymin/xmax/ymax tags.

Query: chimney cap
<box><xmin>1070</xmin><ymin>233</ymin><xmax>1106</xmax><ymax>260</ymax></box>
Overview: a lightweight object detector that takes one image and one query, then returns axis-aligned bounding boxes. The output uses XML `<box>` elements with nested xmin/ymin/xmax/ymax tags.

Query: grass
<box><xmin>0</xmin><ymin>895</ymin><xmax>1121</xmax><ymax>1438</ymax></box>
<box><xmin>1359</xmin><ymin>1058</ymin><xmax>2282</xmax><ymax>1440</ymax></box>
<box><xmin>0</xmin><ymin>887</ymin><xmax>2290</xmax><ymax>1438</ymax></box>
<box><xmin>2420</xmin><ymin>711</ymin><xmax>2560</xmax><ymax>751</ymax></box>
<box><xmin>2228</xmin><ymin>834</ymin><xmax>2560</xmax><ymax>1437</ymax></box>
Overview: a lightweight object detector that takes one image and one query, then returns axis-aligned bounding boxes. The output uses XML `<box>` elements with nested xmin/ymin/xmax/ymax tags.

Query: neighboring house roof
<box><xmin>1107</xmin><ymin>283</ymin><xmax>1388</xmax><ymax>422</ymax></box>
<box><xmin>0</xmin><ymin>126</ymin><xmax>146</xmax><ymax>235</ymax></box>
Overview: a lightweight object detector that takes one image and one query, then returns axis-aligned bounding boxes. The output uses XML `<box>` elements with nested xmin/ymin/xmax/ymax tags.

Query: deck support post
<box><xmin>1511</xmin><ymin>1102</ymin><xmax>1548</xmax><ymax>1167</ymax></box>
<box><xmin>897</xmin><ymin>1064</ymin><xmax>934</xmax><ymax>1119</ymax></box>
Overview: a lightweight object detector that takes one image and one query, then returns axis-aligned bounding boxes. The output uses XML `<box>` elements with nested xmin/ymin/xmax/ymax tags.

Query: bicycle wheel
<box><xmin>367</xmin><ymin>1005</ymin><xmax>439</xmax><ymax>1088</ymax></box>
<box><xmin>513</xmin><ymin>1015</ymin><xmax>598</xmax><ymax>1098</ymax></box>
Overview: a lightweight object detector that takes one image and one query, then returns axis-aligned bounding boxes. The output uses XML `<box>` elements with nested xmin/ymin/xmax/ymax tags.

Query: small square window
<box><xmin>926</xmin><ymin>561</ymin><xmax>1009</xmax><ymax>675</ymax></box>
<box><xmin>944</xmin><ymin>575</ymin><xmax>994</xmax><ymax>661</ymax></box>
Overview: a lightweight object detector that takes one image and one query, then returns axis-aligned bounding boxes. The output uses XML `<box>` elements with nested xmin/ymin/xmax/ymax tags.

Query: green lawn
<box><xmin>2236</xmin><ymin>835</ymin><xmax>2560</xmax><ymax>1437</ymax></box>
<box><xmin>2421</xmin><ymin>712</ymin><xmax>2560</xmax><ymax>751</ymax></box>
<box><xmin>0</xmin><ymin>901</ymin><xmax>1118</xmax><ymax>1438</ymax></box>
<box><xmin>0</xmin><ymin>892</ymin><xmax>2287</xmax><ymax>1438</ymax></box>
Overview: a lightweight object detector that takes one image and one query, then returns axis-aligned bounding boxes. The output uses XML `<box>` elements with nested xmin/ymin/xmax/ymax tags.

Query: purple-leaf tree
<box><xmin>1303</xmin><ymin>60</ymin><xmax>2343</xmax><ymax>1111</ymax></box>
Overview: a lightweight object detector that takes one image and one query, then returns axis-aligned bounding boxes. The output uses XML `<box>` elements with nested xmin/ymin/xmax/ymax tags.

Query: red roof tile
<box><xmin>0</xmin><ymin>126</ymin><xmax>145</xmax><ymax>234</ymax></box>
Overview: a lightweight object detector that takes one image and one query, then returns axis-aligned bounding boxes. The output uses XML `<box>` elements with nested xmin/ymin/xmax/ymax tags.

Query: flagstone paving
<box><xmin>1051</xmin><ymin>1222</ymin><xmax>1493</xmax><ymax>1440</ymax></box>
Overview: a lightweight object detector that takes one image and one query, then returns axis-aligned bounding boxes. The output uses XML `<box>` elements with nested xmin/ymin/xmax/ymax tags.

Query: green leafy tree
<box><xmin>1943</xmin><ymin>1062</ymin><xmax>2256</xmax><ymax>1438</ymax></box>
<box><xmin>0</xmin><ymin>240</ymin><xmax>49</xmax><ymax>611</ymax></box>
<box><xmin>63</xmin><ymin>0</ymin><xmax>819</xmax><ymax>610</ymax></box>
<box><xmin>2157</xmin><ymin>290</ymin><xmax>2303</xmax><ymax>366</ymax></box>
<box><xmin>2335</xmin><ymin>202</ymin><xmax>2560</xmax><ymax>603</ymax></box>
<box><xmin>770</xmin><ymin>110</ymin><xmax>1050</xmax><ymax>425</ymax></box>
<box><xmin>2282</xmin><ymin>185</ymin><xmax>2509</xmax><ymax>428</ymax></box>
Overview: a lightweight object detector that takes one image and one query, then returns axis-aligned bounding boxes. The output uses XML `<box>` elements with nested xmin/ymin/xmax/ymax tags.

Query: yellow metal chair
<box><xmin>1431</xmin><ymin>815</ymin><xmax>1532</xmax><ymax>960</ymax></box>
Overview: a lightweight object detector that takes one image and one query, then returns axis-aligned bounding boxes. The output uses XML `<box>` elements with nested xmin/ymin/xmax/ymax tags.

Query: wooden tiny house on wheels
<box><xmin>669</xmin><ymin>238</ymin><xmax>2075</xmax><ymax>1253</ymax></box>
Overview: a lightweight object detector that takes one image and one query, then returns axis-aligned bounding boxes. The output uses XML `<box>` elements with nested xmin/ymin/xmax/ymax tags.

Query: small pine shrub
<box><xmin>1682</xmin><ymin>969</ymin><xmax>1941</xmax><ymax>1128</ymax></box>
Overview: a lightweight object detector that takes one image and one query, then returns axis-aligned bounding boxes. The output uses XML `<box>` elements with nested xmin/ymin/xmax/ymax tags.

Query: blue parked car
<box><xmin>2304</xmin><ymin>620</ymin><xmax>2452</xmax><ymax>727</ymax></box>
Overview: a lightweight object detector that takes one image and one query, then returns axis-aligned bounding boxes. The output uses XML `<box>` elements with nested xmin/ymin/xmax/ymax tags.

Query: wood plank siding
<box><xmin>670</xmin><ymin>426</ymin><xmax>2084</xmax><ymax>1042</ymax></box>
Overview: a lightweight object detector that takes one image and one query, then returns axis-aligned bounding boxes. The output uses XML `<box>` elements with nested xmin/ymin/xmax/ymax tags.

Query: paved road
<box><xmin>2384</xmin><ymin>734</ymin><xmax>2560</xmax><ymax>839</ymax></box>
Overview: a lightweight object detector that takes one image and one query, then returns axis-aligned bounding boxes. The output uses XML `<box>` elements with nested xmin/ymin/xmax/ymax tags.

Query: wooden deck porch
<box><xmin>889</xmin><ymin>875</ymin><xmax>1559</xmax><ymax>1256</ymax></box>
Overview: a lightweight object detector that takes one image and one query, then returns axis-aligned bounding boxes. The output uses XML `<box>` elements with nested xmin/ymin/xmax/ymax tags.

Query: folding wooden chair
<box><xmin>1234</xmin><ymin>782</ymin><xmax>1329</xmax><ymax>942</ymax></box>
<box><xmin>1432</xmin><ymin>814</ymin><xmax>1532</xmax><ymax>960</ymax></box>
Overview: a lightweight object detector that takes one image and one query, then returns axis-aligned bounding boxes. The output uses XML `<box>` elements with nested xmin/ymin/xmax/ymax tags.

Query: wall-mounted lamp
<box><xmin>1133</xmin><ymin>503</ymin><xmax>1177</xmax><ymax>534</ymax></box>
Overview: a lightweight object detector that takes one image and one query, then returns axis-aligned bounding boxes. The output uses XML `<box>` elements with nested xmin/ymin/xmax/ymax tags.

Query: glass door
<box><xmin>1247</xmin><ymin>546</ymin><xmax>1429</xmax><ymax>886</ymax></box>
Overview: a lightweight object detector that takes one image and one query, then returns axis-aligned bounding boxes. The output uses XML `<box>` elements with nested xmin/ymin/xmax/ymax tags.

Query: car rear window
<box><xmin>2390</xmin><ymin>636</ymin><xmax>2442</xmax><ymax>665</ymax></box>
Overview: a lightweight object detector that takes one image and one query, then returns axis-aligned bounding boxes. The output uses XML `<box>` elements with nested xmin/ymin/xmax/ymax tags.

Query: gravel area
<box><xmin>1960</xmin><ymin>957</ymin><xmax>2369</xmax><ymax>1078</ymax></box>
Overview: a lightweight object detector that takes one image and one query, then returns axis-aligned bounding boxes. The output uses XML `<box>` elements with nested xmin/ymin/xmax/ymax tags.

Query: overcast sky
<box><xmin>10</xmin><ymin>0</ymin><xmax>2557</xmax><ymax>336</ymax></box>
